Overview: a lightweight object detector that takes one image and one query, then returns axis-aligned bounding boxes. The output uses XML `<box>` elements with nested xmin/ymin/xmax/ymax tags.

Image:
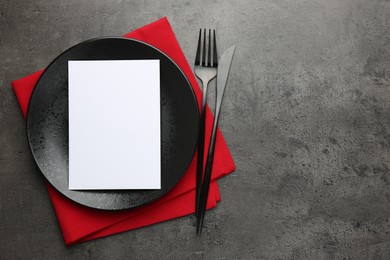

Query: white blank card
<box><xmin>68</xmin><ymin>60</ymin><xmax>161</xmax><ymax>190</ymax></box>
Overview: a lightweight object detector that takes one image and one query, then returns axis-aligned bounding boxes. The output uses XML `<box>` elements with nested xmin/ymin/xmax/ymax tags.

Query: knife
<box><xmin>196</xmin><ymin>46</ymin><xmax>236</xmax><ymax>234</ymax></box>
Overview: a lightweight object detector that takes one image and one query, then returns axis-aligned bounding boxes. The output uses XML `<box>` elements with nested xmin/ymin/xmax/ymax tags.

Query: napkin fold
<box><xmin>12</xmin><ymin>17</ymin><xmax>235</xmax><ymax>245</ymax></box>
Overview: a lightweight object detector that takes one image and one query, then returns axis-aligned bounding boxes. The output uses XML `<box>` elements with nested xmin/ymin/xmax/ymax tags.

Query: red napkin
<box><xmin>12</xmin><ymin>17</ymin><xmax>235</xmax><ymax>245</ymax></box>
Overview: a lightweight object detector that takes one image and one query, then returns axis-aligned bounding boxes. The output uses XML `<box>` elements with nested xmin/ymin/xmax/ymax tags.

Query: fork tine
<box><xmin>202</xmin><ymin>28</ymin><xmax>206</xmax><ymax>66</ymax></box>
<box><xmin>208</xmin><ymin>29</ymin><xmax>211</xmax><ymax>67</ymax></box>
<box><xmin>213</xmin><ymin>30</ymin><xmax>218</xmax><ymax>67</ymax></box>
<box><xmin>210</xmin><ymin>30</ymin><xmax>214</xmax><ymax>67</ymax></box>
<box><xmin>195</xmin><ymin>29</ymin><xmax>202</xmax><ymax>66</ymax></box>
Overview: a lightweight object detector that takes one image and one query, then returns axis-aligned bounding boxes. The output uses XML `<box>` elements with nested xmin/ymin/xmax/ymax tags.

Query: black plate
<box><xmin>26</xmin><ymin>38</ymin><xmax>199</xmax><ymax>210</ymax></box>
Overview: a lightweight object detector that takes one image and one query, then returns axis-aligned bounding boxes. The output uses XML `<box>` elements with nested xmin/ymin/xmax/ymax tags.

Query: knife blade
<box><xmin>215</xmin><ymin>46</ymin><xmax>236</xmax><ymax>110</ymax></box>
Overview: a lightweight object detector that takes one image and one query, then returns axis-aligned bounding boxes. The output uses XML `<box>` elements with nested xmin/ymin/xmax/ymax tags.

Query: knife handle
<box><xmin>196</xmin><ymin>104</ymin><xmax>221</xmax><ymax>234</ymax></box>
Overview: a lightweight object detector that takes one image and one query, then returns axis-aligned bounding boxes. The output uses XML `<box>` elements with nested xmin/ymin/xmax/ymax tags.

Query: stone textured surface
<box><xmin>1</xmin><ymin>0</ymin><xmax>390</xmax><ymax>259</ymax></box>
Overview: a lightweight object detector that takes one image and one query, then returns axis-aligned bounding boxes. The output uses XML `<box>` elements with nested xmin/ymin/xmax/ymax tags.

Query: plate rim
<box><xmin>26</xmin><ymin>36</ymin><xmax>200</xmax><ymax>210</ymax></box>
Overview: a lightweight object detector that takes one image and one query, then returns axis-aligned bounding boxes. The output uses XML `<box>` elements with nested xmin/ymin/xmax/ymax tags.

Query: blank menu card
<box><xmin>68</xmin><ymin>60</ymin><xmax>161</xmax><ymax>190</ymax></box>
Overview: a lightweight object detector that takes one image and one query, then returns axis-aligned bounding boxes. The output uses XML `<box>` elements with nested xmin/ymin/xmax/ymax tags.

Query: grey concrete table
<box><xmin>1</xmin><ymin>0</ymin><xmax>390</xmax><ymax>259</ymax></box>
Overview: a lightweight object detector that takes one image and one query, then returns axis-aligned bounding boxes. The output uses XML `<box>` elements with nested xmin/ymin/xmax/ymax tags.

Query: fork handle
<box><xmin>196</xmin><ymin>63</ymin><xmax>227</xmax><ymax>233</ymax></box>
<box><xmin>195</xmin><ymin>83</ymin><xmax>209</xmax><ymax>212</ymax></box>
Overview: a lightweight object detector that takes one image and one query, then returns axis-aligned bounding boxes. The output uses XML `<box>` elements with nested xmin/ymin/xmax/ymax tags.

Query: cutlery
<box><xmin>196</xmin><ymin>45</ymin><xmax>236</xmax><ymax>234</ymax></box>
<box><xmin>194</xmin><ymin>29</ymin><xmax>218</xmax><ymax>213</ymax></box>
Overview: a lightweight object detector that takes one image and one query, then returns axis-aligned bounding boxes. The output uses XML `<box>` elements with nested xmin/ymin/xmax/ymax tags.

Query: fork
<box><xmin>194</xmin><ymin>29</ymin><xmax>218</xmax><ymax>215</ymax></box>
